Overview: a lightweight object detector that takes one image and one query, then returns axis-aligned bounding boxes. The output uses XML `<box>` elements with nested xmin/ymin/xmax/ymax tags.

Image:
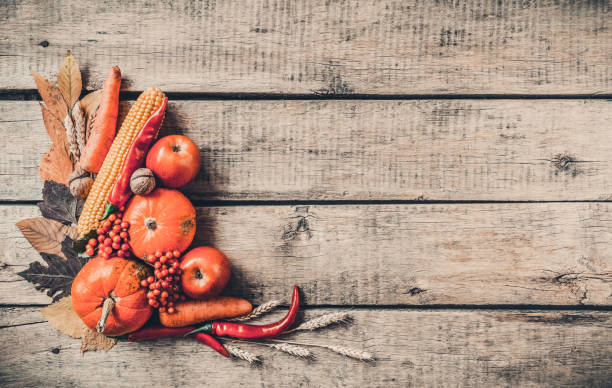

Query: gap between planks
<box><xmin>1</xmin><ymin>90</ymin><xmax>612</xmax><ymax>101</ymax></box>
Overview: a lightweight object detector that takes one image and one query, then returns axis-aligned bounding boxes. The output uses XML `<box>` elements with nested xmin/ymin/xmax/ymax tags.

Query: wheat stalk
<box><xmin>72</xmin><ymin>103</ymin><xmax>87</xmax><ymax>155</ymax></box>
<box><xmin>229</xmin><ymin>300</ymin><xmax>282</xmax><ymax>322</ymax></box>
<box><xmin>322</xmin><ymin>345</ymin><xmax>375</xmax><ymax>362</ymax></box>
<box><xmin>265</xmin><ymin>343</ymin><xmax>314</xmax><ymax>359</ymax></box>
<box><xmin>265</xmin><ymin>339</ymin><xmax>375</xmax><ymax>362</ymax></box>
<box><xmin>225</xmin><ymin>344</ymin><xmax>261</xmax><ymax>364</ymax></box>
<box><xmin>284</xmin><ymin>312</ymin><xmax>351</xmax><ymax>333</ymax></box>
<box><xmin>63</xmin><ymin>113</ymin><xmax>80</xmax><ymax>161</ymax></box>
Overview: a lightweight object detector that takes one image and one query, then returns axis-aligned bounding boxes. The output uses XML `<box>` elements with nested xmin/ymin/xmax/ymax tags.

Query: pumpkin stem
<box><xmin>97</xmin><ymin>297</ymin><xmax>116</xmax><ymax>333</ymax></box>
<box><xmin>145</xmin><ymin>217</ymin><xmax>157</xmax><ymax>230</ymax></box>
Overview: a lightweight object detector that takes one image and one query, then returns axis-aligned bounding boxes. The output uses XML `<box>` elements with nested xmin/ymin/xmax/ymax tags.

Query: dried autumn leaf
<box><xmin>40</xmin><ymin>103</ymin><xmax>73</xmax><ymax>161</ymax></box>
<box><xmin>40</xmin><ymin>144</ymin><xmax>73</xmax><ymax>186</ymax></box>
<box><xmin>40</xmin><ymin>296</ymin><xmax>86</xmax><ymax>339</ymax></box>
<box><xmin>17</xmin><ymin>236</ymin><xmax>88</xmax><ymax>302</ymax></box>
<box><xmin>57</xmin><ymin>50</ymin><xmax>82</xmax><ymax>109</ymax></box>
<box><xmin>38</xmin><ymin>180</ymin><xmax>84</xmax><ymax>226</ymax></box>
<box><xmin>80</xmin><ymin>90</ymin><xmax>101</xmax><ymax>141</ymax></box>
<box><xmin>17</xmin><ymin>218</ymin><xmax>78</xmax><ymax>259</ymax></box>
<box><xmin>31</xmin><ymin>70</ymin><xmax>67</xmax><ymax>121</ymax></box>
<box><xmin>80</xmin><ymin>90</ymin><xmax>101</xmax><ymax>117</ymax></box>
<box><xmin>81</xmin><ymin>326</ymin><xmax>117</xmax><ymax>352</ymax></box>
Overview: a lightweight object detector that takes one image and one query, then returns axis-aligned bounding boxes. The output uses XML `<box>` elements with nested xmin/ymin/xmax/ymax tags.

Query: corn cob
<box><xmin>77</xmin><ymin>87</ymin><xmax>165</xmax><ymax>236</ymax></box>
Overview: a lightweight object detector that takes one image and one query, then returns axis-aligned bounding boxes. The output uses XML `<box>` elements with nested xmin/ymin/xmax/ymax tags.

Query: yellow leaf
<box><xmin>31</xmin><ymin>70</ymin><xmax>67</xmax><ymax>121</ymax></box>
<box><xmin>16</xmin><ymin>218</ymin><xmax>78</xmax><ymax>258</ymax></box>
<box><xmin>57</xmin><ymin>50</ymin><xmax>82</xmax><ymax>110</ymax></box>
<box><xmin>40</xmin><ymin>296</ymin><xmax>85</xmax><ymax>339</ymax></box>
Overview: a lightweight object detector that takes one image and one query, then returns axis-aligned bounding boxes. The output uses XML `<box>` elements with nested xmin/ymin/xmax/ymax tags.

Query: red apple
<box><xmin>146</xmin><ymin>135</ymin><xmax>201</xmax><ymax>188</ymax></box>
<box><xmin>180</xmin><ymin>247</ymin><xmax>231</xmax><ymax>300</ymax></box>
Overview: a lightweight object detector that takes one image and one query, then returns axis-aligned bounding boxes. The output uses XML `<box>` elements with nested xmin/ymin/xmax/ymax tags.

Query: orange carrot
<box><xmin>80</xmin><ymin>66</ymin><xmax>121</xmax><ymax>173</ymax></box>
<box><xmin>159</xmin><ymin>297</ymin><xmax>252</xmax><ymax>328</ymax></box>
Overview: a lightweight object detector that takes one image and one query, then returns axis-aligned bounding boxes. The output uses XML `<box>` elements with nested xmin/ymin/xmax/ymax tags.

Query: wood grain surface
<box><xmin>1</xmin><ymin>0</ymin><xmax>610</xmax><ymax>94</ymax></box>
<box><xmin>2</xmin><ymin>203</ymin><xmax>610</xmax><ymax>306</ymax></box>
<box><xmin>2</xmin><ymin>99</ymin><xmax>611</xmax><ymax>202</ymax></box>
<box><xmin>2</xmin><ymin>0</ymin><xmax>611</xmax><ymax>386</ymax></box>
<box><xmin>1</xmin><ymin>307</ymin><xmax>610</xmax><ymax>387</ymax></box>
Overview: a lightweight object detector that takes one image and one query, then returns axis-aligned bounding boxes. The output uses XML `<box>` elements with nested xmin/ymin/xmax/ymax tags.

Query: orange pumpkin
<box><xmin>71</xmin><ymin>256</ymin><xmax>152</xmax><ymax>336</ymax></box>
<box><xmin>123</xmin><ymin>188</ymin><xmax>196</xmax><ymax>261</ymax></box>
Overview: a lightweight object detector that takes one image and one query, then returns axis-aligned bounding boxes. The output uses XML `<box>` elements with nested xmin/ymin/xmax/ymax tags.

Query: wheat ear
<box><xmin>229</xmin><ymin>300</ymin><xmax>282</xmax><ymax>321</ymax></box>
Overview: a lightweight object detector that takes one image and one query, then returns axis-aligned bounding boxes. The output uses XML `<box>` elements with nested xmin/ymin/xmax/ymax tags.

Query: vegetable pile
<box><xmin>17</xmin><ymin>51</ymin><xmax>374</xmax><ymax>363</ymax></box>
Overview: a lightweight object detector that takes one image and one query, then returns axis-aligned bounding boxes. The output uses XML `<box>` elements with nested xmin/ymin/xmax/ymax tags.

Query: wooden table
<box><xmin>1</xmin><ymin>1</ymin><xmax>611</xmax><ymax>386</ymax></box>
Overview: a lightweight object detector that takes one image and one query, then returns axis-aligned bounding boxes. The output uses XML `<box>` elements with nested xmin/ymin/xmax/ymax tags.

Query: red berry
<box><xmin>168</xmin><ymin>267</ymin><xmax>175</xmax><ymax>274</ymax></box>
<box><xmin>116</xmin><ymin>250</ymin><xmax>126</xmax><ymax>257</ymax></box>
<box><xmin>159</xmin><ymin>307</ymin><xmax>166</xmax><ymax>313</ymax></box>
<box><xmin>88</xmin><ymin>238</ymin><xmax>97</xmax><ymax>246</ymax></box>
<box><xmin>112</xmin><ymin>242</ymin><xmax>121</xmax><ymax>250</ymax></box>
<box><xmin>101</xmin><ymin>251</ymin><xmax>110</xmax><ymax>260</ymax></box>
<box><xmin>113</xmin><ymin>225</ymin><xmax>121</xmax><ymax>232</ymax></box>
<box><xmin>153</xmin><ymin>289</ymin><xmax>161</xmax><ymax>296</ymax></box>
<box><xmin>147</xmin><ymin>291</ymin><xmax>154</xmax><ymax>298</ymax></box>
<box><xmin>173</xmin><ymin>294</ymin><xmax>180</xmax><ymax>300</ymax></box>
<box><xmin>119</xmin><ymin>206</ymin><xmax>125</xmax><ymax>212</ymax></box>
<box><xmin>154</xmin><ymin>262</ymin><xmax>161</xmax><ymax>269</ymax></box>
<box><xmin>160</xmin><ymin>256</ymin><xmax>167</xmax><ymax>264</ymax></box>
<box><xmin>121</xmin><ymin>244</ymin><xmax>130</xmax><ymax>252</ymax></box>
<box><xmin>172</xmin><ymin>261</ymin><xmax>179</xmax><ymax>268</ymax></box>
<box><xmin>112</xmin><ymin>235</ymin><xmax>121</xmax><ymax>242</ymax></box>
<box><xmin>147</xmin><ymin>276</ymin><xmax>155</xmax><ymax>283</ymax></box>
<box><xmin>167</xmin><ymin>307</ymin><xmax>175</xmax><ymax>314</ymax></box>
<box><xmin>149</xmin><ymin>283</ymin><xmax>156</xmax><ymax>290</ymax></box>
<box><xmin>108</xmin><ymin>214</ymin><xmax>117</xmax><ymax>222</ymax></box>
<box><xmin>173</xmin><ymin>250</ymin><xmax>181</xmax><ymax>258</ymax></box>
<box><xmin>120</xmin><ymin>231</ymin><xmax>128</xmax><ymax>239</ymax></box>
<box><xmin>148</xmin><ymin>299</ymin><xmax>156</xmax><ymax>306</ymax></box>
<box><xmin>155</xmin><ymin>251</ymin><xmax>162</xmax><ymax>258</ymax></box>
<box><xmin>141</xmin><ymin>280</ymin><xmax>149</xmax><ymax>287</ymax></box>
<box><xmin>98</xmin><ymin>235</ymin><xmax>105</xmax><ymax>243</ymax></box>
<box><xmin>161</xmin><ymin>291</ymin><xmax>169</xmax><ymax>298</ymax></box>
<box><xmin>108</xmin><ymin>231</ymin><xmax>116</xmax><ymax>238</ymax></box>
<box><xmin>102</xmin><ymin>220</ymin><xmax>112</xmax><ymax>228</ymax></box>
<box><xmin>86</xmin><ymin>249</ymin><xmax>94</xmax><ymax>257</ymax></box>
<box><xmin>161</xmin><ymin>270</ymin><xmax>168</xmax><ymax>277</ymax></box>
<box><xmin>121</xmin><ymin>221</ymin><xmax>130</xmax><ymax>229</ymax></box>
<box><xmin>104</xmin><ymin>237</ymin><xmax>112</xmax><ymax>246</ymax></box>
<box><xmin>114</xmin><ymin>219</ymin><xmax>122</xmax><ymax>226</ymax></box>
<box><xmin>104</xmin><ymin>246</ymin><xmax>113</xmax><ymax>254</ymax></box>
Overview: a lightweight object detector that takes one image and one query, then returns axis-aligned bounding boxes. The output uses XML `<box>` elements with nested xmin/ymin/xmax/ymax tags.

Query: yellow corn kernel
<box><xmin>77</xmin><ymin>87</ymin><xmax>165</xmax><ymax>236</ymax></box>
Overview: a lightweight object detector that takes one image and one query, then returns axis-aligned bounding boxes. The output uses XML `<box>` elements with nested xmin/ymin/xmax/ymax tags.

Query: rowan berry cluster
<box><xmin>85</xmin><ymin>209</ymin><xmax>131</xmax><ymax>259</ymax></box>
<box><xmin>141</xmin><ymin>250</ymin><xmax>186</xmax><ymax>313</ymax></box>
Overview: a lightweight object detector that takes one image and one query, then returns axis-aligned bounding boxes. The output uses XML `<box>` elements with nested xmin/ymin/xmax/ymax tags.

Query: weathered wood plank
<box><xmin>0</xmin><ymin>307</ymin><xmax>610</xmax><ymax>387</ymax></box>
<box><xmin>2</xmin><ymin>203</ymin><xmax>610</xmax><ymax>306</ymax></box>
<box><xmin>2</xmin><ymin>99</ymin><xmax>611</xmax><ymax>202</ymax></box>
<box><xmin>1</xmin><ymin>0</ymin><xmax>610</xmax><ymax>94</ymax></box>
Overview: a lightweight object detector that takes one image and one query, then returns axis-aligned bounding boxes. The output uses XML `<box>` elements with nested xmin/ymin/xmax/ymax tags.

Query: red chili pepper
<box><xmin>193</xmin><ymin>332</ymin><xmax>229</xmax><ymax>357</ymax></box>
<box><xmin>101</xmin><ymin>97</ymin><xmax>168</xmax><ymax>220</ymax></box>
<box><xmin>187</xmin><ymin>285</ymin><xmax>300</xmax><ymax>339</ymax></box>
<box><xmin>127</xmin><ymin>325</ymin><xmax>229</xmax><ymax>357</ymax></box>
<box><xmin>128</xmin><ymin>325</ymin><xmax>195</xmax><ymax>341</ymax></box>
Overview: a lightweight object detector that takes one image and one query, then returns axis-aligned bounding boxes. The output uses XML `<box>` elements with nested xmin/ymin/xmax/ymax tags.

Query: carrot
<box><xmin>80</xmin><ymin>66</ymin><xmax>121</xmax><ymax>173</ymax></box>
<box><xmin>159</xmin><ymin>297</ymin><xmax>252</xmax><ymax>328</ymax></box>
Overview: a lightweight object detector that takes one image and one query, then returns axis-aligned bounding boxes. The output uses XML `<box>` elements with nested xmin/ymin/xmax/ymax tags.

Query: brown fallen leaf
<box><xmin>81</xmin><ymin>326</ymin><xmax>117</xmax><ymax>352</ymax></box>
<box><xmin>31</xmin><ymin>70</ymin><xmax>67</xmax><ymax>122</ymax></box>
<box><xmin>40</xmin><ymin>296</ymin><xmax>85</xmax><ymax>339</ymax></box>
<box><xmin>40</xmin><ymin>103</ymin><xmax>71</xmax><ymax>158</ymax></box>
<box><xmin>17</xmin><ymin>218</ymin><xmax>78</xmax><ymax>259</ymax></box>
<box><xmin>57</xmin><ymin>50</ymin><xmax>82</xmax><ymax>110</ymax></box>
<box><xmin>40</xmin><ymin>144</ymin><xmax>73</xmax><ymax>186</ymax></box>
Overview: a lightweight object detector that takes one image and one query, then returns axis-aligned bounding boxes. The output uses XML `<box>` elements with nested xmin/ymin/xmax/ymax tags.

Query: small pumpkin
<box><xmin>72</xmin><ymin>256</ymin><xmax>152</xmax><ymax>336</ymax></box>
<box><xmin>123</xmin><ymin>188</ymin><xmax>196</xmax><ymax>261</ymax></box>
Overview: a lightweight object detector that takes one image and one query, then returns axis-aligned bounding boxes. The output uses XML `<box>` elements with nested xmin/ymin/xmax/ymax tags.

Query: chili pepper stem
<box><xmin>100</xmin><ymin>203</ymin><xmax>117</xmax><ymax>221</ymax></box>
<box><xmin>184</xmin><ymin>322</ymin><xmax>213</xmax><ymax>337</ymax></box>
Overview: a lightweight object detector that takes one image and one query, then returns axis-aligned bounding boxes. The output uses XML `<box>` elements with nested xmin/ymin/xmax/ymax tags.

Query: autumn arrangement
<box><xmin>17</xmin><ymin>51</ymin><xmax>374</xmax><ymax>363</ymax></box>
